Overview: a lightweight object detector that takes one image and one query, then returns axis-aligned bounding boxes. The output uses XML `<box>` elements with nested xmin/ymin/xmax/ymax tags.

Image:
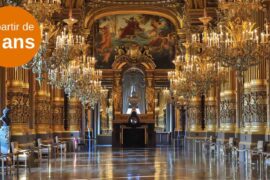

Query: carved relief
<box><xmin>220</xmin><ymin>99</ymin><xmax>236</xmax><ymax>124</ymax></box>
<box><xmin>205</xmin><ymin>105</ymin><xmax>216</xmax><ymax>126</ymax></box>
<box><xmin>187</xmin><ymin>105</ymin><xmax>200</xmax><ymax>127</ymax></box>
<box><xmin>101</xmin><ymin>94</ymin><xmax>108</xmax><ymax>131</ymax></box>
<box><xmin>68</xmin><ymin>106</ymin><xmax>82</xmax><ymax>126</ymax></box>
<box><xmin>249</xmin><ymin>91</ymin><xmax>267</xmax><ymax>123</ymax></box>
<box><xmin>7</xmin><ymin>91</ymin><xmax>30</xmax><ymax>124</ymax></box>
<box><xmin>53</xmin><ymin>105</ymin><xmax>63</xmax><ymax>125</ymax></box>
<box><xmin>146</xmin><ymin>87</ymin><xmax>154</xmax><ymax>113</ymax></box>
<box><xmin>113</xmin><ymin>83</ymin><xmax>122</xmax><ymax>112</ymax></box>
<box><xmin>35</xmin><ymin>98</ymin><xmax>51</xmax><ymax>124</ymax></box>
<box><xmin>242</xmin><ymin>93</ymin><xmax>251</xmax><ymax>126</ymax></box>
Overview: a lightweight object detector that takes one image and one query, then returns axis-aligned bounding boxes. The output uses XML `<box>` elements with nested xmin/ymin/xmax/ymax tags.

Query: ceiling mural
<box><xmin>95</xmin><ymin>14</ymin><xmax>176</xmax><ymax>69</ymax></box>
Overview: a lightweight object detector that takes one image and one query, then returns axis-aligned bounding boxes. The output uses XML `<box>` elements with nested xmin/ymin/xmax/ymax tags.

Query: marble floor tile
<box><xmin>2</xmin><ymin>146</ymin><xmax>270</xmax><ymax>179</ymax></box>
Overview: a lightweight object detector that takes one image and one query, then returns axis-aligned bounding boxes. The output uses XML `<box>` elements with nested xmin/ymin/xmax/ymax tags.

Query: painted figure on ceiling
<box><xmin>97</xmin><ymin>25</ymin><xmax>112</xmax><ymax>63</ymax></box>
<box><xmin>96</xmin><ymin>14</ymin><xmax>176</xmax><ymax>69</ymax></box>
<box><xmin>119</xmin><ymin>17</ymin><xmax>144</xmax><ymax>39</ymax></box>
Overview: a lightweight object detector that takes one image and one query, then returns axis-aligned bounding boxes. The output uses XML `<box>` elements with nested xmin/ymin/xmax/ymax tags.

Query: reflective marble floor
<box><xmin>4</xmin><ymin>145</ymin><xmax>270</xmax><ymax>180</ymax></box>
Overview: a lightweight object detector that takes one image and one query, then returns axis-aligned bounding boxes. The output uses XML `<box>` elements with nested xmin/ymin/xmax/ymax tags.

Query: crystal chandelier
<box><xmin>22</xmin><ymin>0</ymin><xmax>62</xmax><ymax>84</ymax></box>
<box><xmin>55</xmin><ymin>18</ymin><xmax>85</xmax><ymax>64</ymax></box>
<box><xmin>168</xmin><ymin>55</ymin><xmax>196</xmax><ymax>104</ymax></box>
<box><xmin>182</xmin><ymin>41</ymin><xmax>226</xmax><ymax>95</ymax></box>
<box><xmin>193</xmin><ymin>0</ymin><xmax>270</xmax><ymax>76</ymax></box>
<box><xmin>49</xmin><ymin>52</ymin><xmax>104</xmax><ymax>107</ymax></box>
<box><xmin>23</xmin><ymin>0</ymin><xmax>62</xmax><ymax>25</ymax></box>
<box><xmin>72</xmin><ymin>56</ymin><xmax>103</xmax><ymax>108</ymax></box>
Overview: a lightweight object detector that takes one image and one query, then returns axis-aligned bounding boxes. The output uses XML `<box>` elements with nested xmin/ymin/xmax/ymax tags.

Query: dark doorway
<box><xmin>123</xmin><ymin>128</ymin><xmax>145</xmax><ymax>148</ymax></box>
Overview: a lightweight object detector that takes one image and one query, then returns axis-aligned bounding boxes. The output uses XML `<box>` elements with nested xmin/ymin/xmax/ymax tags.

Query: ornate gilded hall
<box><xmin>1</xmin><ymin>0</ymin><xmax>270</xmax><ymax>179</ymax></box>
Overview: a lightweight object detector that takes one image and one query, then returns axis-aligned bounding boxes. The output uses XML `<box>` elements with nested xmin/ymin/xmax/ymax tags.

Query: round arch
<box><xmin>84</xmin><ymin>6</ymin><xmax>183</xmax><ymax>31</ymax></box>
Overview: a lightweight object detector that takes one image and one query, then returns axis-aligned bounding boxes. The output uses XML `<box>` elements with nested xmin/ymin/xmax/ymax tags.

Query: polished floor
<box><xmin>4</xmin><ymin>144</ymin><xmax>270</xmax><ymax>180</ymax></box>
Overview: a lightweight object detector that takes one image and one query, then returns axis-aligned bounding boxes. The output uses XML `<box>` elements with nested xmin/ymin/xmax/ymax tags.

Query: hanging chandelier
<box><xmin>71</xmin><ymin>56</ymin><xmax>104</xmax><ymax>108</ymax></box>
<box><xmin>191</xmin><ymin>0</ymin><xmax>270</xmax><ymax>77</ymax></box>
<box><xmin>168</xmin><ymin>55</ymin><xmax>196</xmax><ymax>104</ymax></box>
<box><xmin>182</xmin><ymin>41</ymin><xmax>226</xmax><ymax>95</ymax></box>
<box><xmin>55</xmin><ymin>15</ymin><xmax>85</xmax><ymax>64</ymax></box>
<box><xmin>23</xmin><ymin>0</ymin><xmax>62</xmax><ymax>25</ymax></box>
<box><xmin>22</xmin><ymin>0</ymin><xmax>62</xmax><ymax>84</ymax></box>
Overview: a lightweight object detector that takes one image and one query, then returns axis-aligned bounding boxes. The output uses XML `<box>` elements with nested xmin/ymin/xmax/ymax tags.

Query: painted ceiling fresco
<box><xmin>95</xmin><ymin>14</ymin><xmax>176</xmax><ymax>69</ymax></box>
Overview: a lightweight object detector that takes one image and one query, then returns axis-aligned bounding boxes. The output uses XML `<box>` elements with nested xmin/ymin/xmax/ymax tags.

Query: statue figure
<box><xmin>113</xmin><ymin>86</ymin><xmax>122</xmax><ymax>112</ymax></box>
<box><xmin>146</xmin><ymin>87</ymin><xmax>154</xmax><ymax>112</ymax></box>
<box><xmin>115</xmin><ymin>46</ymin><xmax>126</xmax><ymax>57</ymax></box>
<box><xmin>142</xmin><ymin>46</ymin><xmax>153</xmax><ymax>59</ymax></box>
<box><xmin>0</xmin><ymin>107</ymin><xmax>10</xmax><ymax>127</ymax></box>
<box><xmin>0</xmin><ymin>107</ymin><xmax>11</xmax><ymax>154</ymax></box>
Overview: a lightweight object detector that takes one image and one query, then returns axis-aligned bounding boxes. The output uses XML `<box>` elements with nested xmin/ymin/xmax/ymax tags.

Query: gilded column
<box><xmin>188</xmin><ymin>96</ymin><xmax>201</xmax><ymax>132</ymax></box>
<box><xmin>156</xmin><ymin>90</ymin><xmax>169</xmax><ymax>131</ymax></box>
<box><xmin>7</xmin><ymin>68</ymin><xmax>31</xmax><ymax>135</ymax></box>
<box><xmin>68</xmin><ymin>98</ymin><xmax>82</xmax><ymax>132</ymax></box>
<box><xmin>146</xmin><ymin>70</ymin><xmax>155</xmax><ymax>117</ymax></box>
<box><xmin>175</xmin><ymin>107</ymin><xmax>181</xmax><ymax>132</ymax></box>
<box><xmin>0</xmin><ymin>67</ymin><xmax>7</xmax><ymax>111</ymax></box>
<box><xmin>248</xmin><ymin>61</ymin><xmax>267</xmax><ymax>133</ymax></box>
<box><xmin>52</xmin><ymin>88</ymin><xmax>64</xmax><ymax>132</ymax></box>
<box><xmin>242</xmin><ymin>69</ymin><xmax>251</xmax><ymax>131</ymax></box>
<box><xmin>35</xmin><ymin>78</ymin><xmax>52</xmax><ymax>134</ymax></box>
<box><xmin>219</xmin><ymin>69</ymin><xmax>236</xmax><ymax>132</ymax></box>
<box><xmin>108</xmin><ymin>98</ymin><xmax>113</xmax><ymax>134</ymax></box>
<box><xmin>267</xmin><ymin>59</ymin><xmax>270</xmax><ymax>134</ymax></box>
<box><xmin>22</xmin><ymin>69</ymin><xmax>31</xmax><ymax>131</ymax></box>
<box><xmin>100</xmin><ymin>90</ymin><xmax>108</xmax><ymax>134</ymax></box>
<box><xmin>113</xmin><ymin>71</ymin><xmax>122</xmax><ymax>116</ymax></box>
<box><xmin>205</xmin><ymin>87</ymin><xmax>216</xmax><ymax>132</ymax></box>
<box><xmin>244</xmin><ymin>2</ymin><xmax>267</xmax><ymax>134</ymax></box>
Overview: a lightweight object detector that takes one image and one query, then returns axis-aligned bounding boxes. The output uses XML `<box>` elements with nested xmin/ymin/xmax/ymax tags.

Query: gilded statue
<box><xmin>146</xmin><ymin>87</ymin><xmax>154</xmax><ymax>112</ymax></box>
<box><xmin>142</xmin><ymin>46</ymin><xmax>153</xmax><ymax>59</ymax></box>
<box><xmin>113</xmin><ymin>86</ymin><xmax>122</xmax><ymax>112</ymax></box>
